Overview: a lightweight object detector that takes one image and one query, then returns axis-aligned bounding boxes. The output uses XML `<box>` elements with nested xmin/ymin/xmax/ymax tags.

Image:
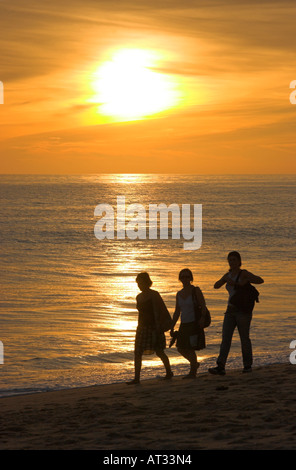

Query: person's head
<box><xmin>178</xmin><ymin>268</ymin><xmax>193</xmax><ymax>285</ymax></box>
<box><xmin>136</xmin><ymin>272</ymin><xmax>152</xmax><ymax>290</ymax></box>
<box><xmin>227</xmin><ymin>251</ymin><xmax>242</xmax><ymax>270</ymax></box>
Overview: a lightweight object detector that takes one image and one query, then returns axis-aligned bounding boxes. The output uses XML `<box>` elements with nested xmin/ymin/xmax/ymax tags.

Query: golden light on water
<box><xmin>110</xmin><ymin>174</ymin><xmax>147</xmax><ymax>185</ymax></box>
<box><xmin>112</xmin><ymin>317</ymin><xmax>137</xmax><ymax>334</ymax></box>
<box><xmin>89</xmin><ymin>48</ymin><xmax>182</xmax><ymax>121</ymax></box>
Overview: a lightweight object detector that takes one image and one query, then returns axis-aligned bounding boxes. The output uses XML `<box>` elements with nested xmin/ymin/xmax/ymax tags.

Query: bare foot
<box><xmin>126</xmin><ymin>379</ymin><xmax>140</xmax><ymax>385</ymax></box>
<box><xmin>162</xmin><ymin>372</ymin><xmax>174</xmax><ymax>380</ymax></box>
<box><xmin>182</xmin><ymin>373</ymin><xmax>197</xmax><ymax>380</ymax></box>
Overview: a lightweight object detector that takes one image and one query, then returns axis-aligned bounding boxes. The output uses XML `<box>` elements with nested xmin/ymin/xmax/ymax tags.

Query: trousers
<box><xmin>217</xmin><ymin>306</ymin><xmax>253</xmax><ymax>368</ymax></box>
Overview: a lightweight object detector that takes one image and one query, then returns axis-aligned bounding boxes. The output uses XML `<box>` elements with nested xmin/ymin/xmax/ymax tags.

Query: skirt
<box><xmin>176</xmin><ymin>322</ymin><xmax>206</xmax><ymax>351</ymax></box>
<box><xmin>134</xmin><ymin>325</ymin><xmax>166</xmax><ymax>355</ymax></box>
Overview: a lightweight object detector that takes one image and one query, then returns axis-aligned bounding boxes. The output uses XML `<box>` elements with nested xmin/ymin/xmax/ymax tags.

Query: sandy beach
<box><xmin>0</xmin><ymin>363</ymin><xmax>295</xmax><ymax>451</ymax></box>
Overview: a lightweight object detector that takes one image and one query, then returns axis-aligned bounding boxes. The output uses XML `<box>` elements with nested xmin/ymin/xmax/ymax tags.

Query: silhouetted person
<box><xmin>209</xmin><ymin>251</ymin><xmax>264</xmax><ymax>375</ymax></box>
<box><xmin>170</xmin><ymin>269</ymin><xmax>207</xmax><ymax>379</ymax></box>
<box><xmin>126</xmin><ymin>272</ymin><xmax>173</xmax><ymax>385</ymax></box>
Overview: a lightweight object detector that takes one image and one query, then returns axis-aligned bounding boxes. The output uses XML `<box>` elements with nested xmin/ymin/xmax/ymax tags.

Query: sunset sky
<box><xmin>0</xmin><ymin>0</ymin><xmax>295</xmax><ymax>174</ymax></box>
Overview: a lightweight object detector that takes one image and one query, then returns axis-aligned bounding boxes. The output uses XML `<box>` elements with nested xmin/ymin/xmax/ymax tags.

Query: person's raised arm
<box><xmin>214</xmin><ymin>273</ymin><xmax>228</xmax><ymax>289</ymax></box>
<box><xmin>239</xmin><ymin>270</ymin><xmax>264</xmax><ymax>285</ymax></box>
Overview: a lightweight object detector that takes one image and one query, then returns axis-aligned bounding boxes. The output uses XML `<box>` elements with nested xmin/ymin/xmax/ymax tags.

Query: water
<box><xmin>0</xmin><ymin>174</ymin><xmax>295</xmax><ymax>397</ymax></box>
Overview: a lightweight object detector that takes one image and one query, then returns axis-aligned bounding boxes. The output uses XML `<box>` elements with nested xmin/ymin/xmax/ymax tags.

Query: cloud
<box><xmin>1</xmin><ymin>0</ymin><xmax>295</xmax><ymax>83</ymax></box>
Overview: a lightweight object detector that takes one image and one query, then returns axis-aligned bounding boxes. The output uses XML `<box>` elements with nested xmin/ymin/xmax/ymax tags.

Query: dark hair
<box><xmin>178</xmin><ymin>268</ymin><xmax>193</xmax><ymax>281</ymax></box>
<box><xmin>227</xmin><ymin>251</ymin><xmax>242</xmax><ymax>266</ymax></box>
<box><xmin>136</xmin><ymin>272</ymin><xmax>153</xmax><ymax>287</ymax></box>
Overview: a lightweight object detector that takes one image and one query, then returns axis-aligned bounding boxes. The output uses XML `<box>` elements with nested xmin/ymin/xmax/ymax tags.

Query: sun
<box><xmin>89</xmin><ymin>49</ymin><xmax>180</xmax><ymax>121</ymax></box>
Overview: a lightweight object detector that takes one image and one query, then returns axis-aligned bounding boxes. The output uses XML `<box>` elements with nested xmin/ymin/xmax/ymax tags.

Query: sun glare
<box><xmin>89</xmin><ymin>49</ymin><xmax>181</xmax><ymax>121</ymax></box>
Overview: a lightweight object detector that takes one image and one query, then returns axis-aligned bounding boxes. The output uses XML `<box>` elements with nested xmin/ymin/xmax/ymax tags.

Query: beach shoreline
<box><xmin>0</xmin><ymin>362</ymin><xmax>295</xmax><ymax>450</ymax></box>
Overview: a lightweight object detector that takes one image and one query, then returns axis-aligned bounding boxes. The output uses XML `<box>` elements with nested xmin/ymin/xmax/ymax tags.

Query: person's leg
<box><xmin>126</xmin><ymin>353</ymin><xmax>142</xmax><ymax>384</ymax></box>
<box><xmin>209</xmin><ymin>310</ymin><xmax>237</xmax><ymax>374</ymax></box>
<box><xmin>178</xmin><ymin>348</ymin><xmax>199</xmax><ymax>377</ymax></box>
<box><xmin>216</xmin><ymin>310</ymin><xmax>237</xmax><ymax>368</ymax></box>
<box><xmin>155</xmin><ymin>349</ymin><xmax>173</xmax><ymax>378</ymax></box>
<box><xmin>236</xmin><ymin>312</ymin><xmax>253</xmax><ymax>370</ymax></box>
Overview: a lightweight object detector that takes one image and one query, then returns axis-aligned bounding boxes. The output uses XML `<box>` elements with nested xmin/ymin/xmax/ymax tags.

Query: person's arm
<box><xmin>214</xmin><ymin>273</ymin><xmax>228</xmax><ymax>289</ymax></box>
<box><xmin>239</xmin><ymin>270</ymin><xmax>264</xmax><ymax>285</ymax></box>
<box><xmin>170</xmin><ymin>294</ymin><xmax>181</xmax><ymax>334</ymax></box>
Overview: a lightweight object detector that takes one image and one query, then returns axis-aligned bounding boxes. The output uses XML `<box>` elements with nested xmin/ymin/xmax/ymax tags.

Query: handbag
<box><xmin>152</xmin><ymin>291</ymin><xmax>173</xmax><ymax>332</ymax></box>
<box><xmin>230</xmin><ymin>270</ymin><xmax>259</xmax><ymax>313</ymax></box>
<box><xmin>192</xmin><ymin>286</ymin><xmax>211</xmax><ymax>328</ymax></box>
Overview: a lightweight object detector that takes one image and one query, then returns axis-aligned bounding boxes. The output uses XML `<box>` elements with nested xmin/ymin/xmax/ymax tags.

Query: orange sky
<box><xmin>0</xmin><ymin>0</ymin><xmax>295</xmax><ymax>174</ymax></box>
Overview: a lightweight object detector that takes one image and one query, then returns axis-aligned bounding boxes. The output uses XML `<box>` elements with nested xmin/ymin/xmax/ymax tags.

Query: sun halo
<box><xmin>89</xmin><ymin>49</ymin><xmax>181</xmax><ymax>121</ymax></box>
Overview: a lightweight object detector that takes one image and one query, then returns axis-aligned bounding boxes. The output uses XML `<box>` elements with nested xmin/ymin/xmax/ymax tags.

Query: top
<box><xmin>226</xmin><ymin>271</ymin><xmax>241</xmax><ymax>305</ymax></box>
<box><xmin>137</xmin><ymin>298</ymin><xmax>155</xmax><ymax>328</ymax></box>
<box><xmin>178</xmin><ymin>294</ymin><xmax>196</xmax><ymax>323</ymax></box>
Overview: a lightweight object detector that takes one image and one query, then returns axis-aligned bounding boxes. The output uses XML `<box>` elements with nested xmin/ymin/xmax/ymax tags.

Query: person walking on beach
<box><xmin>126</xmin><ymin>272</ymin><xmax>173</xmax><ymax>385</ymax></box>
<box><xmin>170</xmin><ymin>269</ymin><xmax>207</xmax><ymax>379</ymax></box>
<box><xmin>209</xmin><ymin>251</ymin><xmax>264</xmax><ymax>376</ymax></box>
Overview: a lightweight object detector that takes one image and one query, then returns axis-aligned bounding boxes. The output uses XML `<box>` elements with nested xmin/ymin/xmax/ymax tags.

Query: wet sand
<box><xmin>0</xmin><ymin>363</ymin><xmax>295</xmax><ymax>450</ymax></box>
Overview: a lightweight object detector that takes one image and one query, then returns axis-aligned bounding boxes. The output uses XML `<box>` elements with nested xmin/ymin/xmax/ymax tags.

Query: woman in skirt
<box><xmin>170</xmin><ymin>269</ymin><xmax>207</xmax><ymax>379</ymax></box>
<box><xmin>126</xmin><ymin>272</ymin><xmax>173</xmax><ymax>385</ymax></box>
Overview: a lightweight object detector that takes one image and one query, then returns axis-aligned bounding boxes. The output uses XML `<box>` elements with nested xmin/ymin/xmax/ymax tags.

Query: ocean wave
<box><xmin>22</xmin><ymin>351</ymin><xmax>135</xmax><ymax>369</ymax></box>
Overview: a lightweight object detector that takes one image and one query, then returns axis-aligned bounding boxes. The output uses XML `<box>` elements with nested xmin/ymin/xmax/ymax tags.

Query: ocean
<box><xmin>0</xmin><ymin>174</ymin><xmax>295</xmax><ymax>397</ymax></box>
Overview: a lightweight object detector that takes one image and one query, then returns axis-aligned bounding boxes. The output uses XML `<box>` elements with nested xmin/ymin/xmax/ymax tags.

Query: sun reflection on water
<box><xmin>107</xmin><ymin>174</ymin><xmax>154</xmax><ymax>184</ymax></box>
